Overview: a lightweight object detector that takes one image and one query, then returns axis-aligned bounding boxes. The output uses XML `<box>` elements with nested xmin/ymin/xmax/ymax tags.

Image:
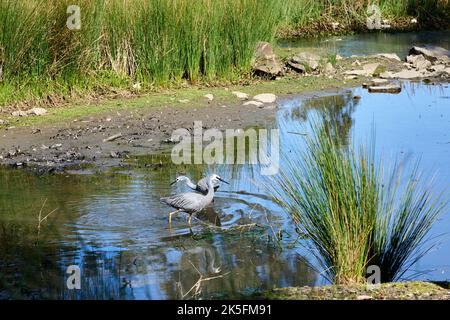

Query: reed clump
<box><xmin>266</xmin><ymin>122</ymin><xmax>446</xmax><ymax>284</ymax></box>
<box><xmin>0</xmin><ymin>0</ymin><xmax>448</xmax><ymax>105</ymax></box>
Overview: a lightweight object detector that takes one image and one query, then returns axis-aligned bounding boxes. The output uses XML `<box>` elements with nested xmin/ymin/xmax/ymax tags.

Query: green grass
<box><xmin>266</xmin><ymin>122</ymin><xmax>446</xmax><ymax>284</ymax></box>
<box><xmin>0</xmin><ymin>0</ymin><xmax>448</xmax><ymax>107</ymax></box>
<box><xmin>0</xmin><ymin>0</ymin><xmax>280</xmax><ymax>106</ymax></box>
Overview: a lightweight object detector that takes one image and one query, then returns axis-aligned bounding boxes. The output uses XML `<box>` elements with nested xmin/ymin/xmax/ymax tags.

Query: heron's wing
<box><xmin>196</xmin><ymin>177</ymin><xmax>209</xmax><ymax>194</ymax></box>
<box><xmin>197</xmin><ymin>176</ymin><xmax>220</xmax><ymax>193</ymax></box>
<box><xmin>162</xmin><ymin>192</ymin><xmax>205</xmax><ymax>212</ymax></box>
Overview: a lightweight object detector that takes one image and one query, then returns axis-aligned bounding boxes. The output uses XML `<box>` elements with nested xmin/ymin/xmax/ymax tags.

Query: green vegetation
<box><xmin>257</xmin><ymin>281</ymin><xmax>450</xmax><ymax>300</ymax></box>
<box><xmin>0</xmin><ymin>0</ymin><xmax>280</xmax><ymax>106</ymax></box>
<box><xmin>279</xmin><ymin>0</ymin><xmax>450</xmax><ymax>36</ymax></box>
<box><xmin>266</xmin><ymin>122</ymin><xmax>446</xmax><ymax>285</ymax></box>
<box><xmin>0</xmin><ymin>0</ymin><xmax>448</xmax><ymax>107</ymax></box>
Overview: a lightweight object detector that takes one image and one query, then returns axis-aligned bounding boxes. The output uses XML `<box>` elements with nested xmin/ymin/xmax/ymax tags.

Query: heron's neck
<box><xmin>206</xmin><ymin>180</ymin><xmax>215</xmax><ymax>199</ymax></box>
<box><xmin>185</xmin><ymin>179</ymin><xmax>197</xmax><ymax>190</ymax></box>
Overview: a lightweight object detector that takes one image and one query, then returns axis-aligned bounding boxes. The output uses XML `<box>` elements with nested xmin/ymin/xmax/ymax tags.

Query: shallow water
<box><xmin>1</xmin><ymin>80</ymin><xmax>449</xmax><ymax>299</ymax></box>
<box><xmin>278</xmin><ymin>30</ymin><xmax>450</xmax><ymax>58</ymax></box>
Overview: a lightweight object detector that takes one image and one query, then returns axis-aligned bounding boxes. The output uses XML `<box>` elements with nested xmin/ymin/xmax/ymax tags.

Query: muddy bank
<box><xmin>0</xmin><ymin>100</ymin><xmax>276</xmax><ymax>173</ymax></box>
<box><xmin>251</xmin><ymin>281</ymin><xmax>450</xmax><ymax>300</ymax></box>
<box><xmin>1</xmin><ymin>47</ymin><xmax>449</xmax><ymax>174</ymax></box>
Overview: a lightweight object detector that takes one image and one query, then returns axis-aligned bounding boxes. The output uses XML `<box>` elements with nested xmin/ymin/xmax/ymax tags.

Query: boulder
<box><xmin>253</xmin><ymin>93</ymin><xmax>277</xmax><ymax>104</ymax></box>
<box><xmin>406</xmin><ymin>54</ymin><xmax>431</xmax><ymax>70</ymax></box>
<box><xmin>409</xmin><ymin>46</ymin><xmax>450</xmax><ymax>63</ymax></box>
<box><xmin>253</xmin><ymin>42</ymin><xmax>283</xmax><ymax>78</ymax></box>
<box><xmin>431</xmin><ymin>64</ymin><xmax>446</xmax><ymax>72</ymax></box>
<box><xmin>204</xmin><ymin>94</ymin><xmax>214</xmax><ymax>101</ymax></box>
<box><xmin>288</xmin><ymin>52</ymin><xmax>321</xmax><ymax>71</ymax></box>
<box><xmin>344</xmin><ymin>63</ymin><xmax>379</xmax><ymax>77</ymax></box>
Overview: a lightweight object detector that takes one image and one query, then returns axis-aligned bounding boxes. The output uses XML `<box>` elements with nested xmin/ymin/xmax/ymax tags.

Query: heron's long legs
<box><xmin>169</xmin><ymin>209</ymin><xmax>182</xmax><ymax>224</ymax></box>
<box><xmin>188</xmin><ymin>214</ymin><xmax>192</xmax><ymax>226</ymax></box>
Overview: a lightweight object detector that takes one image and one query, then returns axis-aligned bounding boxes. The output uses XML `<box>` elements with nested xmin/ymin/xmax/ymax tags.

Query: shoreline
<box><xmin>1</xmin><ymin>49</ymin><xmax>449</xmax><ymax>174</ymax></box>
<box><xmin>247</xmin><ymin>281</ymin><xmax>450</xmax><ymax>300</ymax></box>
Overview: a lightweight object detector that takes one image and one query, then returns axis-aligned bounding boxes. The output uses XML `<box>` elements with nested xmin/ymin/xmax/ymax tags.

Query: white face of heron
<box><xmin>177</xmin><ymin>176</ymin><xmax>189</xmax><ymax>182</ymax></box>
<box><xmin>210</xmin><ymin>174</ymin><xmax>221</xmax><ymax>183</ymax></box>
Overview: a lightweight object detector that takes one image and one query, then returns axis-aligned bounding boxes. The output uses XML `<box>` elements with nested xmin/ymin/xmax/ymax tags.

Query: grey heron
<box><xmin>170</xmin><ymin>175</ymin><xmax>223</xmax><ymax>195</ymax></box>
<box><xmin>160</xmin><ymin>174</ymin><xmax>229</xmax><ymax>225</ymax></box>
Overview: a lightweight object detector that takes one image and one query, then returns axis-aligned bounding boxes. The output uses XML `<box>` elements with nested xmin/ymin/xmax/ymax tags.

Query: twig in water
<box><xmin>287</xmin><ymin>131</ymin><xmax>307</xmax><ymax>136</ymax></box>
<box><xmin>36</xmin><ymin>199</ymin><xmax>58</xmax><ymax>242</ymax></box>
<box><xmin>180</xmin><ymin>261</ymin><xmax>230</xmax><ymax>299</ymax></box>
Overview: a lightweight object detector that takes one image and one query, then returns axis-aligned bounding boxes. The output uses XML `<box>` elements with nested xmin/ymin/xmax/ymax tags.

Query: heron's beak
<box><xmin>218</xmin><ymin>177</ymin><xmax>229</xmax><ymax>184</ymax></box>
<box><xmin>170</xmin><ymin>180</ymin><xmax>177</xmax><ymax>186</ymax></box>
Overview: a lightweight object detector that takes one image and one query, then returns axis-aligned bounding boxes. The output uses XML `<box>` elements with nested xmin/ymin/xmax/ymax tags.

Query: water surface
<box><xmin>278</xmin><ymin>30</ymin><xmax>450</xmax><ymax>58</ymax></box>
<box><xmin>1</xmin><ymin>80</ymin><xmax>449</xmax><ymax>299</ymax></box>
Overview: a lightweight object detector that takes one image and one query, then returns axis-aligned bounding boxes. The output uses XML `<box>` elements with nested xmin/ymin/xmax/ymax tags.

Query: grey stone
<box><xmin>253</xmin><ymin>93</ymin><xmax>277</xmax><ymax>104</ymax></box>
<box><xmin>344</xmin><ymin>63</ymin><xmax>379</xmax><ymax>76</ymax></box>
<box><xmin>289</xmin><ymin>52</ymin><xmax>321</xmax><ymax>71</ymax></box>
<box><xmin>232</xmin><ymin>91</ymin><xmax>249</xmax><ymax>100</ymax></box>
<box><xmin>409</xmin><ymin>45</ymin><xmax>450</xmax><ymax>62</ymax></box>
<box><xmin>368</xmin><ymin>84</ymin><xmax>402</xmax><ymax>93</ymax></box>
<box><xmin>253</xmin><ymin>42</ymin><xmax>283</xmax><ymax>77</ymax></box>
<box><xmin>243</xmin><ymin>101</ymin><xmax>264</xmax><ymax>107</ymax></box>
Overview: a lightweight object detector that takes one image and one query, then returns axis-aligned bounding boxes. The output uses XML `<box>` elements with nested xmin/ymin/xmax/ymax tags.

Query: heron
<box><xmin>160</xmin><ymin>174</ymin><xmax>229</xmax><ymax>225</ymax></box>
<box><xmin>170</xmin><ymin>175</ymin><xmax>222</xmax><ymax>195</ymax></box>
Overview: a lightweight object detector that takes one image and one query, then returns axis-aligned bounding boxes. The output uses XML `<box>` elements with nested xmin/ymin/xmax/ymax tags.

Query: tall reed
<box><xmin>266</xmin><ymin>122</ymin><xmax>446</xmax><ymax>284</ymax></box>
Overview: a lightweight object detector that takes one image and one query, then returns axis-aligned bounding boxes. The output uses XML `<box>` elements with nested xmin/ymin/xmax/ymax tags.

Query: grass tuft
<box><xmin>266</xmin><ymin>121</ymin><xmax>446</xmax><ymax>284</ymax></box>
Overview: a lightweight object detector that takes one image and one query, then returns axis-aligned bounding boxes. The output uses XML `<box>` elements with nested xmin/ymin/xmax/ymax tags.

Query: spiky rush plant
<box><xmin>266</xmin><ymin>121</ymin><xmax>446</xmax><ymax>284</ymax></box>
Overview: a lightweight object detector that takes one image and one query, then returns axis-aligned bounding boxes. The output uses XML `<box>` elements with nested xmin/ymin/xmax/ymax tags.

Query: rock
<box><xmin>407</xmin><ymin>54</ymin><xmax>431</xmax><ymax>70</ymax></box>
<box><xmin>368</xmin><ymin>84</ymin><xmax>402</xmax><ymax>93</ymax></box>
<box><xmin>0</xmin><ymin>119</ymin><xmax>7</xmax><ymax>125</ymax></box>
<box><xmin>411</xmin><ymin>18</ymin><xmax>417</xmax><ymax>24</ymax></box>
<box><xmin>287</xmin><ymin>60</ymin><xmax>306</xmax><ymax>73</ymax></box>
<box><xmin>12</xmin><ymin>110</ymin><xmax>28</xmax><ymax>117</ymax></box>
<box><xmin>27</xmin><ymin>107</ymin><xmax>47</xmax><ymax>116</ymax></box>
<box><xmin>352</xmin><ymin>60</ymin><xmax>361</xmax><ymax>66</ymax></box>
<box><xmin>253</xmin><ymin>93</ymin><xmax>277</xmax><ymax>104</ymax></box>
<box><xmin>393</xmin><ymin>69</ymin><xmax>424</xmax><ymax>79</ymax></box>
<box><xmin>253</xmin><ymin>42</ymin><xmax>283</xmax><ymax>78</ymax></box>
<box><xmin>324</xmin><ymin>62</ymin><xmax>335</xmax><ymax>74</ymax></box>
<box><xmin>232</xmin><ymin>91</ymin><xmax>249</xmax><ymax>100</ymax></box>
<box><xmin>362</xmin><ymin>78</ymin><xmax>390</xmax><ymax>88</ymax></box>
<box><xmin>431</xmin><ymin>64</ymin><xmax>446</xmax><ymax>72</ymax></box>
<box><xmin>178</xmin><ymin>99</ymin><xmax>190</xmax><ymax>104</ymax></box>
<box><xmin>381</xmin><ymin>69</ymin><xmax>424</xmax><ymax>80</ymax></box>
<box><xmin>243</xmin><ymin>101</ymin><xmax>264</xmax><ymax>107</ymax></box>
<box><xmin>204</xmin><ymin>94</ymin><xmax>214</xmax><ymax>101</ymax></box>
<box><xmin>103</xmin><ymin>133</ymin><xmax>122</xmax><ymax>142</ymax></box>
<box><xmin>375</xmin><ymin>53</ymin><xmax>401</xmax><ymax>61</ymax></box>
<box><xmin>289</xmin><ymin>52</ymin><xmax>321</xmax><ymax>71</ymax></box>
<box><xmin>409</xmin><ymin>46</ymin><xmax>450</xmax><ymax>63</ymax></box>
<box><xmin>344</xmin><ymin>75</ymin><xmax>358</xmax><ymax>80</ymax></box>
<box><xmin>132</xmin><ymin>83</ymin><xmax>141</xmax><ymax>90</ymax></box>
<box><xmin>444</xmin><ymin>67</ymin><xmax>450</xmax><ymax>76</ymax></box>
<box><xmin>344</xmin><ymin>63</ymin><xmax>379</xmax><ymax>77</ymax></box>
